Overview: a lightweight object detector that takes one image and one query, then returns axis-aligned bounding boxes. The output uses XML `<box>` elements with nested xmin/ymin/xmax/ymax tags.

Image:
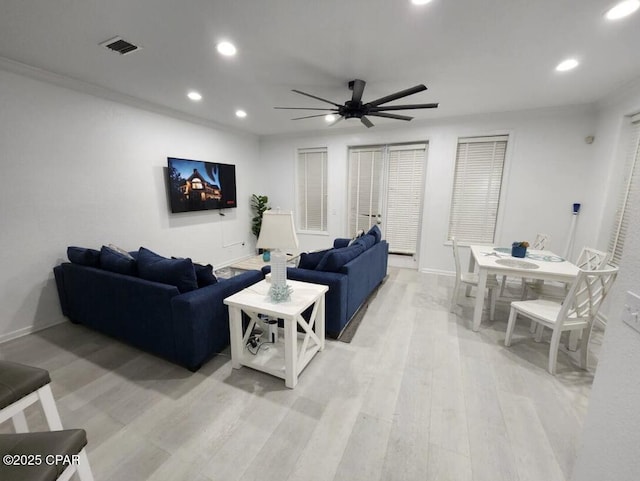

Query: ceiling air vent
<box><xmin>100</xmin><ymin>36</ymin><xmax>139</xmax><ymax>55</ymax></box>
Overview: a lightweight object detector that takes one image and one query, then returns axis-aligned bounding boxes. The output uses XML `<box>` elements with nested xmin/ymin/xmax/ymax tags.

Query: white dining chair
<box><xmin>524</xmin><ymin>246</ymin><xmax>610</xmax><ymax>301</ymax></box>
<box><xmin>526</xmin><ymin>246</ymin><xmax>611</xmax><ymax>343</ymax></box>
<box><xmin>504</xmin><ymin>266</ymin><xmax>618</xmax><ymax>375</ymax></box>
<box><xmin>499</xmin><ymin>233</ymin><xmax>550</xmax><ymax>298</ymax></box>
<box><xmin>450</xmin><ymin>237</ymin><xmax>499</xmax><ymax>320</ymax></box>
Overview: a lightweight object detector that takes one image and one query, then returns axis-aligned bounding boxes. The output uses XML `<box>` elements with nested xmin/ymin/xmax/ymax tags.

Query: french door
<box><xmin>348</xmin><ymin>143</ymin><xmax>427</xmax><ymax>255</ymax></box>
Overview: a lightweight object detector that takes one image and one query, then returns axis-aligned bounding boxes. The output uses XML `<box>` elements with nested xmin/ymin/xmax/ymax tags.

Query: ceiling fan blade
<box><xmin>329</xmin><ymin>116</ymin><xmax>344</xmax><ymax>127</ymax></box>
<box><xmin>291</xmin><ymin>89</ymin><xmax>342</xmax><ymax>107</ymax></box>
<box><xmin>351</xmin><ymin>79</ymin><xmax>366</xmax><ymax>103</ymax></box>
<box><xmin>291</xmin><ymin>114</ymin><xmax>334</xmax><ymax>120</ymax></box>
<box><xmin>367</xmin><ymin>112</ymin><xmax>413</xmax><ymax>121</ymax></box>
<box><xmin>274</xmin><ymin>107</ymin><xmax>338</xmax><ymax>111</ymax></box>
<box><xmin>370</xmin><ymin>103</ymin><xmax>439</xmax><ymax>111</ymax></box>
<box><xmin>366</xmin><ymin>84</ymin><xmax>427</xmax><ymax>107</ymax></box>
<box><xmin>360</xmin><ymin>116</ymin><xmax>374</xmax><ymax>128</ymax></box>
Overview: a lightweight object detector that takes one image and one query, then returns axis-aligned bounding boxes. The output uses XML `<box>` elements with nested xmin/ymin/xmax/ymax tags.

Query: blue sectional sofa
<box><xmin>54</xmin><ymin>246</ymin><xmax>263</xmax><ymax>371</ymax></box>
<box><xmin>264</xmin><ymin>226</ymin><xmax>388</xmax><ymax>338</ymax></box>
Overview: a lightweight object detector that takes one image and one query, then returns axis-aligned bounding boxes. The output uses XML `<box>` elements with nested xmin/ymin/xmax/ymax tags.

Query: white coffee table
<box><xmin>224</xmin><ymin>279</ymin><xmax>328</xmax><ymax>388</ymax></box>
<box><xmin>228</xmin><ymin>254</ymin><xmax>299</xmax><ymax>275</ymax></box>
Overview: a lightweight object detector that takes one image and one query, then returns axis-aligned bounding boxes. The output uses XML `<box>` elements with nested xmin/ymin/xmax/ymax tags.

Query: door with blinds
<box><xmin>348</xmin><ymin>143</ymin><xmax>427</xmax><ymax>256</ymax></box>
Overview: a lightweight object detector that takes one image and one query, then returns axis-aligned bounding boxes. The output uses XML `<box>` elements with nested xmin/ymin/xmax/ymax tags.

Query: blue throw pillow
<box><xmin>67</xmin><ymin>246</ymin><xmax>101</xmax><ymax>267</ymax></box>
<box><xmin>366</xmin><ymin>225</ymin><xmax>382</xmax><ymax>243</ymax></box>
<box><xmin>194</xmin><ymin>263</ymin><xmax>218</xmax><ymax>287</ymax></box>
<box><xmin>353</xmin><ymin>234</ymin><xmax>376</xmax><ymax>251</ymax></box>
<box><xmin>137</xmin><ymin>247</ymin><xmax>198</xmax><ymax>293</ymax></box>
<box><xmin>316</xmin><ymin>244</ymin><xmax>365</xmax><ymax>272</ymax></box>
<box><xmin>298</xmin><ymin>249</ymin><xmax>332</xmax><ymax>270</ymax></box>
<box><xmin>100</xmin><ymin>245</ymin><xmax>137</xmax><ymax>276</ymax></box>
<box><xmin>348</xmin><ymin>229</ymin><xmax>365</xmax><ymax>246</ymax></box>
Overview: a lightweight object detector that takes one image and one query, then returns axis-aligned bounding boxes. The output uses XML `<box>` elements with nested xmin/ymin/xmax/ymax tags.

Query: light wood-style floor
<box><xmin>0</xmin><ymin>267</ymin><xmax>600</xmax><ymax>481</ymax></box>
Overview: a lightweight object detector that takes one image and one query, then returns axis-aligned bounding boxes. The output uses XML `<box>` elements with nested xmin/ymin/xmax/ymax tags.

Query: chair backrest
<box><xmin>451</xmin><ymin>236</ymin><xmax>462</xmax><ymax>280</ymax></box>
<box><xmin>557</xmin><ymin>266</ymin><xmax>618</xmax><ymax>328</ymax></box>
<box><xmin>532</xmin><ymin>233</ymin><xmax>550</xmax><ymax>250</ymax></box>
<box><xmin>575</xmin><ymin>247</ymin><xmax>610</xmax><ymax>270</ymax></box>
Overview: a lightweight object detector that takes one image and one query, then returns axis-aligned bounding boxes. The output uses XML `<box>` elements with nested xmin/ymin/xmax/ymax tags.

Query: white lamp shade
<box><xmin>256</xmin><ymin>211</ymin><xmax>299</xmax><ymax>251</ymax></box>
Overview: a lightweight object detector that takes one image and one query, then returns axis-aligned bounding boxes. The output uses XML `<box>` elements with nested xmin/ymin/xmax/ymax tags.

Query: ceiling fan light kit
<box><xmin>274</xmin><ymin>79</ymin><xmax>439</xmax><ymax>128</ymax></box>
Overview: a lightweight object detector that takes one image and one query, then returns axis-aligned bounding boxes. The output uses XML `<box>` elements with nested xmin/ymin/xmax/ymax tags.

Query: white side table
<box><xmin>224</xmin><ymin>279</ymin><xmax>328</xmax><ymax>388</ymax></box>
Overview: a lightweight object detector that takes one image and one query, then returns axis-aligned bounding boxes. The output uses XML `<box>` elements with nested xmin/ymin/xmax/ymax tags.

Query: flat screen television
<box><xmin>167</xmin><ymin>157</ymin><xmax>237</xmax><ymax>213</ymax></box>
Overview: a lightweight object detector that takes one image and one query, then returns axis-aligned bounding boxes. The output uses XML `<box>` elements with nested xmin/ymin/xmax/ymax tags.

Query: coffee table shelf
<box><xmin>228</xmin><ymin>254</ymin><xmax>299</xmax><ymax>275</ymax></box>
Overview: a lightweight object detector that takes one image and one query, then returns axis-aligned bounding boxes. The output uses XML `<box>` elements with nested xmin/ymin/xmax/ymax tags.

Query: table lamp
<box><xmin>256</xmin><ymin>210</ymin><xmax>299</xmax><ymax>302</ymax></box>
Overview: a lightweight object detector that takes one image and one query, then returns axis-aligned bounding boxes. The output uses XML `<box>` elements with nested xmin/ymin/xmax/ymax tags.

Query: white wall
<box><xmin>259</xmin><ymin>106</ymin><xmax>599</xmax><ymax>273</ymax></box>
<box><xmin>0</xmin><ymin>68</ymin><xmax>261</xmax><ymax>342</ymax></box>
<box><xmin>571</xmin><ymin>81</ymin><xmax>640</xmax><ymax>481</ymax></box>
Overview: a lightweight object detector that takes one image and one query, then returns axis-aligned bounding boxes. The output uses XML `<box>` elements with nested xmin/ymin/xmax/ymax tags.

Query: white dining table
<box><xmin>467</xmin><ymin>245</ymin><xmax>580</xmax><ymax>331</ymax></box>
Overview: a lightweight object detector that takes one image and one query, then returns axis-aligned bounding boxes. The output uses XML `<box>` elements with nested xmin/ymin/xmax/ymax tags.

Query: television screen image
<box><xmin>167</xmin><ymin>157</ymin><xmax>237</xmax><ymax>213</ymax></box>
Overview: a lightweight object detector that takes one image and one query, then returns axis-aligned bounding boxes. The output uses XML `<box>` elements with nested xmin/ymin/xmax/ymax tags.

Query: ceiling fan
<box><xmin>274</xmin><ymin>79</ymin><xmax>438</xmax><ymax>128</ymax></box>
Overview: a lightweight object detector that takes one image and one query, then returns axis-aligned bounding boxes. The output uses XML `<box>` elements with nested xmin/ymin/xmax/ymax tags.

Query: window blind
<box><xmin>448</xmin><ymin>135</ymin><xmax>508</xmax><ymax>244</ymax></box>
<box><xmin>348</xmin><ymin>147</ymin><xmax>384</xmax><ymax>236</ymax></box>
<box><xmin>385</xmin><ymin>144</ymin><xmax>427</xmax><ymax>254</ymax></box>
<box><xmin>297</xmin><ymin>148</ymin><xmax>328</xmax><ymax>232</ymax></box>
<box><xmin>608</xmin><ymin>115</ymin><xmax>640</xmax><ymax>266</ymax></box>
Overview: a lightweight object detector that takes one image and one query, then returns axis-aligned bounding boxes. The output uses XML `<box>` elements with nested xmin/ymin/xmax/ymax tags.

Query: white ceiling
<box><xmin>1</xmin><ymin>0</ymin><xmax>639</xmax><ymax>136</ymax></box>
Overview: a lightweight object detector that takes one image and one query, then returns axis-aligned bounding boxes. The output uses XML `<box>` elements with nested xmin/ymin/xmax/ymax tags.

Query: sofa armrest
<box><xmin>333</xmin><ymin>238</ymin><xmax>350</xmax><ymax>248</ymax></box>
<box><xmin>281</xmin><ymin>267</ymin><xmax>348</xmax><ymax>337</ymax></box>
<box><xmin>53</xmin><ymin>265</ymin><xmax>70</xmax><ymax>318</ymax></box>
<box><xmin>340</xmin><ymin>241</ymin><xmax>388</xmax><ymax>319</ymax></box>
<box><xmin>170</xmin><ymin>270</ymin><xmax>264</xmax><ymax>370</ymax></box>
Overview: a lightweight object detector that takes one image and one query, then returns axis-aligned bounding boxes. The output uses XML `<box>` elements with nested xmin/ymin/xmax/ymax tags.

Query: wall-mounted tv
<box><xmin>167</xmin><ymin>157</ymin><xmax>237</xmax><ymax>213</ymax></box>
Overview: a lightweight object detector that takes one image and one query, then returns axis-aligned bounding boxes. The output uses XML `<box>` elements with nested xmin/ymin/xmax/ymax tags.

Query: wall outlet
<box><xmin>622</xmin><ymin>291</ymin><xmax>640</xmax><ymax>334</ymax></box>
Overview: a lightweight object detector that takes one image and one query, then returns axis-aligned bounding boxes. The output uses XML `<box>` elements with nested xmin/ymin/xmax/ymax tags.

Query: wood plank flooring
<box><xmin>0</xmin><ymin>267</ymin><xmax>599</xmax><ymax>481</ymax></box>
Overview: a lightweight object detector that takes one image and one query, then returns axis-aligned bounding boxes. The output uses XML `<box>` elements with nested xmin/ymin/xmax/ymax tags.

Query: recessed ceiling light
<box><xmin>235</xmin><ymin>109</ymin><xmax>247</xmax><ymax>118</ymax></box>
<box><xmin>217</xmin><ymin>41</ymin><xmax>237</xmax><ymax>56</ymax></box>
<box><xmin>187</xmin><ymin>91</ymin><xmax>202</xmax><ymax>101</ymax></box>
<box><xmin>411</xmin><ymin>0</ymin><xmax>433</xmax><ymax>5</ymax></box>
<box><xmin>325</xmin><ymin>114</ymin><xmax>336</xmax><ymax>122</ymax></box>
<box><xmin>555</xmin><ymin>58</ymin><xmax>579</xmax><ymax>72</ymax></box>
<box><xmin>605</xmin><ymin>0</ymin><xmax>640</xmax><ymax>20</ymax></box>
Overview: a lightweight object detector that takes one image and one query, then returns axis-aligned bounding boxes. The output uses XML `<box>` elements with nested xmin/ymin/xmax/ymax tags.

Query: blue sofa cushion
<box><xmin>194</xmin><ymin>263</ymin><xmax>218</xmax><ymax>287</ymax></box>
<box><xmin>366</xmin><ymin>225</ymin><xmax>382</xmax><ymax>243</ymax></box>
<box><xmin>100</xmin><ymin>245</ymin><xmax>137</xmax><ymax>276</ymax></box>
<box><xmin>316</xmin><ymin>244</ymin><xmax>365</xmax><ymax>272</ymax></box>
<box><xmin>298</xmin><ymin>249</ymin><xmax>332</xmax><ymax>270</ymax></box>
<box><xmin>137</xmin><ymin>247</ymin><xmax>198</xmax><ymax>293</ymax></box>
<box><xmin>67</xmin><ymin>247</ymin><xmax>101</xmax><ymax>267</ymax></box>
<box><xmin>348</xmin><ymin>229</ymin><xmax>365</xmax><ymax>246</ymax></box>
<box><xmin>353</xmin><ymin>234</ymin><xmax>376</xmax><ymax>251</ymax></box>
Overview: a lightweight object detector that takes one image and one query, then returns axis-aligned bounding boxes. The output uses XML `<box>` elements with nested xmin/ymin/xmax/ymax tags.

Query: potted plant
<box><xmin>251</xmin><ymin>194</ymin><xmax>270</xmax><ymax>255</ymax></box>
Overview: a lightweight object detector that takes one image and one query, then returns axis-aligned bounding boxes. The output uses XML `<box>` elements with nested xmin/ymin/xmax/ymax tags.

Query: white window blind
<box><xmin>608</xmin><ymin>114</ymin><xmax>640</xmax><ymax>266</ymax></box>
<box><xmin>385</xmin><ymin>144</ymin><xmax>427</xmax><ymax>254</ymax></box>
<box><xmin>297</xmin><ymin>148</ymin><xmax>328</xmax><ymax>232</ymax></box>
<box><xmin>448</xmin><ymin>135</ymin><xmax>508</xmax><ymax>243</ymax></box>
<box><xmin>348</xmin><ymin>147</ymin><xmax>384</xmax><ymax>236</ymax></box>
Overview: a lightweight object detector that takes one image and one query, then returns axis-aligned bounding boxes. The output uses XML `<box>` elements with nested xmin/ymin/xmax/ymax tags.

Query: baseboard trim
<box><xmin>0</xmin><ymin>319</ymin><xmax>66</xmax><ymax>345</ymax></box>
<box><xmin>420</xmin><ymin>268</ymin><xmax>455</xmax><ymax>276</ymax></box>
